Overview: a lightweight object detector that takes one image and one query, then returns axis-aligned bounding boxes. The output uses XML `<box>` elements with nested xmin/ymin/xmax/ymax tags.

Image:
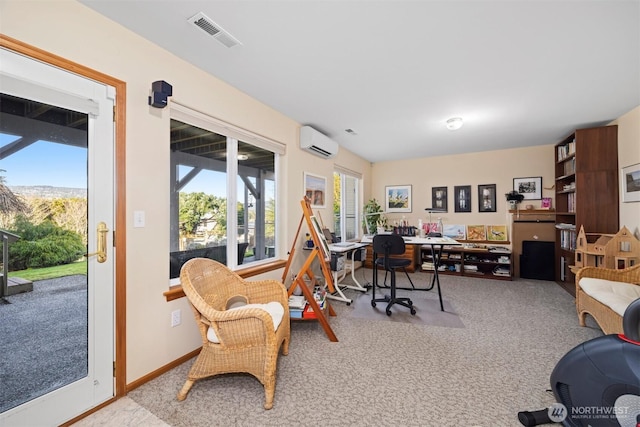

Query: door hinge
<box><xmin>113</xmin><ymin>361</ymin><xmax>116</xmax><ymax>377</ymax></box>
<box><xmin>113</xmin><ymin>105</ymin><xmax>116</xmax><ymax>122</ymax></box>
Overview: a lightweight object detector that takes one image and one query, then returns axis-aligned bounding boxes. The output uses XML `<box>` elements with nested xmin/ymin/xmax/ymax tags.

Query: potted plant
<box><xmin>363</xmin><ymin>198</ymin><xmax>384</xmax><ymax>234</ymax></box>
<box><xmin>505</xmin><ymin>191</ymin><xmax>524</xmax><ymax>210</ymax></box>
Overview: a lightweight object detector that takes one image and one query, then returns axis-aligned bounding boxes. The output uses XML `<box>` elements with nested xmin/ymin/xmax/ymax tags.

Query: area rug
<box><xmin>347</xmin><ymin>289</ymin><xmax>465</xmax><ymax>328</ymax></box>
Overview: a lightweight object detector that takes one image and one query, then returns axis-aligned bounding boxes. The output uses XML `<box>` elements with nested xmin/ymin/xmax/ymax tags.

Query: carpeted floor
<box><xmin>121</xmin><ymin>271</ymin><xmax>602</xmax><ymax>427</ymax></box>
<box><xmin>0</xmin><ymin>275</ymin><xmax>88</xmax><ymax>413</ymax></box>
<box><xmin>348</xmin><ymin>290</ymin><xmax>465</xmax><ymax>328</ymax></box>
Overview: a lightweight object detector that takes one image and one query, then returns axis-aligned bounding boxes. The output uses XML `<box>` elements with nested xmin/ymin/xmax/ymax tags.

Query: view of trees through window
<box><xmin>169</xmin><ymin>118</ymin><xmax>277</xmax><ymax>278</ymax></box>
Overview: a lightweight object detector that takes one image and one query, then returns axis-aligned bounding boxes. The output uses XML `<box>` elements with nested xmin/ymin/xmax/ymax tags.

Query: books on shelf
<box><xmin>288</xmin><ymin>295</ymin><xmax>307</xmax><ymax>310</ymax></box>
<box><xmin>557</xmin><ymin>140</ymin><xmax>576</xmax><ymax>161</ymax></box>
<box><xmin>289</xmin><ymin>308</ymin><xmax>304</xmax><ymax>319</ymax></box>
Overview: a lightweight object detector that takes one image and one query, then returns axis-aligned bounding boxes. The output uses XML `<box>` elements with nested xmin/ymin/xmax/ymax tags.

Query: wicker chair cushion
<box><xmin>579</xmin><ymin>278</ymin><xmax>640</xmax><ymax>316</ymax></box>
<box><xmin>206</xmin><ymin>302</ymin><xmax>285</xmax><ymax>343</ymax></box>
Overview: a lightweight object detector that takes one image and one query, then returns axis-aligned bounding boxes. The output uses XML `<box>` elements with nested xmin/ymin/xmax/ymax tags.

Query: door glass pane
<box><xmin>0</xmin><ymin>93</ymin><xmax>88</xmax><ymax>412</ymax></box>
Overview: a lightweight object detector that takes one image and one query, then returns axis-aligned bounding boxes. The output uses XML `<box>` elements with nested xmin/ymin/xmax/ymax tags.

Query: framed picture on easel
<box><xmin>310</xmin><ymin>215</ymin><xmax>330</xmax><ymax>260</ymax></box>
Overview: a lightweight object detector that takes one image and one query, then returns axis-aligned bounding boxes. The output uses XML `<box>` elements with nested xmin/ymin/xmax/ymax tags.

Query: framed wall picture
<box><xmin>486</xmin><ymin>225</ymin><xmax>508</xmax><ymax>242</ymax></box>
<box><xmin>385</xmin><ymin>185</ymin><xmax>412</xmax><ymax>212</ymax></box>
<box><xmin>431</xmin><ymin>186</ymin><xmax>448</xmax><ymax>212</ymax></box>
<box><xmin>621</xmin><ymin>163</ymin><xmax>640</xmax><ymax>203</ymax></box>
<box><xmin>304</xmin><ymin>172</ymin><xmax>327</xmax><ymax>208</ymax></box>
<box><xmin>466</xmin><ymin>225</ymin><xmax>487</xmax><ymax>241</ymax></box>
<box><xmin>454</xmin><ymin>185</ymin><xmax>472</xmax><ymax>213</ymax></box>
<box><xmin>443</xmin><ymin>224</ymin><xmax>466</xmax><ymax>240</ymax></box>
<box><xmin>513</xmin><ymin>176</ymin><xmax>542</xmax><ymax>200</ymax></box>
<box><xmin>477</xmin><ymin>184</ymin><xmax>497</xmax><ymax>212</ymax></box>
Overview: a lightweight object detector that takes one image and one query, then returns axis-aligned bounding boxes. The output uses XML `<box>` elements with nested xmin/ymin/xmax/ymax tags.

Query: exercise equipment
<box><xmin>518</xmin><ymin>297</ymin><xmax>640</xmax><ymax>426</ymax></box>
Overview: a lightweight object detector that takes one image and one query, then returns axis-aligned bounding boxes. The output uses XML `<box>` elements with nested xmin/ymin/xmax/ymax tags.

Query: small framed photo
<box><xmin>477</xmin><ymin>184</ymin><xmax>496</xmax><ymax>212</ymax></box>
<box><xmin>443</xmin><ymin>224</ymin><xmax>466</xmax><ymax>240</ymax></box>
<box><xmin>621</xmin><ymin>163</ymin><xmax>640</xmax><ymax>203</ymax></box>
<box><xmin>304</xmin><ymin>172</ymin><xmax>327</xmax><ymax>208</ymax></box>
<box><xmin>513</xmin><ymin>177</ymin><xmax>542</xmax><ymax>200</ymax></box>
<box><xmin>454</xmin><ymin>185</ymin><xmax>472</xmax><ymax>213</ymax></box>
<box><xmin>385</xmin><ymin>185</ymin><xmax>412</xmax><ymax>212</ymax></box>
<box><xmin>466</xmin><ymin>225</ymin><xmax>487</xmax><ymax>241</ymax></box>
<box><xmin>486</xmin><ymin>225</ymin><xmax>508</xmax><ymax>242</ymax></box>
<box><xmin>431</xmin><ymin>186</ymin><xmax>448</xmax><ymax>212</ymax></box>
<box><xmin>541</xmin><ymin>197</ymin><xmax>553</xmax><ymax>209</ymax></box>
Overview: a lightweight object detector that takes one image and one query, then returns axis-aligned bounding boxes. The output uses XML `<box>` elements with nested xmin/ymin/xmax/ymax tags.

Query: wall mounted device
<box><xmin>148</xmin><ymin>80</ymin><xmax>173</xmax><ymax>108</ymax></box>
<box><xmin>300</xmin><ymin>125</ymin><xmax>339</xmax><ymax>159</ymax></box>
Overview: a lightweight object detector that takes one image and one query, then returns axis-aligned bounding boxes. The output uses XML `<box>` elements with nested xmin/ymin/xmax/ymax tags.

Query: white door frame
<box><xmin>0</xmin><ymin>35</ymin><xmax>127</xmax><ymax>425</ymax></box>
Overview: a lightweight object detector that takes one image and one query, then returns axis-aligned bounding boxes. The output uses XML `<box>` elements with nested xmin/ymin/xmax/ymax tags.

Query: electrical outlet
<box><xmin>171</xmin><ymin>309</ymin><xmax>181</xmax><ymax>327</ymax></box>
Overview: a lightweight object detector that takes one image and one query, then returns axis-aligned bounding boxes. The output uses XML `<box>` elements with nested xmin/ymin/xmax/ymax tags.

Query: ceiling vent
<box><xmin>188</xmin><ymin>12</ymin><xmax>241</xmax><ymax>48</ymax></box>
<box><xmin>300</xmin><ymin>126</ymin><xmax>338</xmax><ymax>159</ymax></box>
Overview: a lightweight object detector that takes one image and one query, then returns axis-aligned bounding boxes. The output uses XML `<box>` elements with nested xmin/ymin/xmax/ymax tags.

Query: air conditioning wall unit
<box><xmin>300</xmin><ymin>125</ymin><xmax>338</xmax><ymax>159</ymax></box>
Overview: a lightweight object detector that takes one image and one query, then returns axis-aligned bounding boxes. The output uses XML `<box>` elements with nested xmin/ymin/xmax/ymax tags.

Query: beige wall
<box><xmin>1</xmin><ymin>0</ymin><xmax>637</xmax><ymax>387</ymax></box>
<box><xmin>0</xmin><ymin>0</ymin><xmax>370</xmax><ymax>383</ymax></box>
<box><xmin>371</xmin><ymin>144</ymin><xmax>556</xmax><ymax>235</ymax></box>
<box><xmin>611</xmin><ymin>106</ymin><xmax>640</xmax><ymax>238</ymax></box>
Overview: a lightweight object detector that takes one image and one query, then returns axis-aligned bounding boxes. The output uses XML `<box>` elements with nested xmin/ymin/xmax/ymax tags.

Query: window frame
<box><xmin>169</xmin><ymin>103</ymin><xmax>284</xmax><ymax>283</ymax></box>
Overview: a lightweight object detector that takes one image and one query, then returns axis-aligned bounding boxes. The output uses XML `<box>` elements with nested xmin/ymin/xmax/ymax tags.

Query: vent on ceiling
<box><xmin>188</xmin><ymin>12</ymin><xmax>242</xmax><ymax>48</ymax></box>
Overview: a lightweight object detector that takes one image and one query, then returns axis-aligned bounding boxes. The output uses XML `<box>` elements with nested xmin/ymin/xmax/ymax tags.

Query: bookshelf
<box><xmin>554</xmin><ymin>125</ymin><xmax>619</xmax><ymax>295</ymax></box>
<box><xmin>420</xmin><ymin>241</ymin><xmax>512</xmax><ymax>281</ymax></box>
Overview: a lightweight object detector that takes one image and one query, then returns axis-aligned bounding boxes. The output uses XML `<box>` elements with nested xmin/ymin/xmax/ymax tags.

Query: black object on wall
<box><xmin>148</xmin><ymin>80</ymin><xmax>173</xmax><ymax>108</ymax></box>
<box><xmin>520</xmin><ymin>240</ymin><xmax>555</xmax><ymax>281</ymax></box>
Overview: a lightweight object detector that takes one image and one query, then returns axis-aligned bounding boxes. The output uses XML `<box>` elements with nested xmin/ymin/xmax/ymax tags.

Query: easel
<box><xmin>282</xmin><ymin>197</ymin><xmax>338</xmax><ymax>342</ymax></box>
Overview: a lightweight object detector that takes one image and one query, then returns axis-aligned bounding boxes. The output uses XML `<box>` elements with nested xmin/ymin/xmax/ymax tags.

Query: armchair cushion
<box><xmin>206</xmin><ymin>301</ymin><xmax>285</xmax><ymax>343</ymax></box>
<box><xmin>578</xmin><ymin>278</ymin><xmax>640</xmax><ymax>317</ymax></box>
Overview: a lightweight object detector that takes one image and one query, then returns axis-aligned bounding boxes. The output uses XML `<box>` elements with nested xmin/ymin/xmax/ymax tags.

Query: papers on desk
<box><xmin>333</xmin><ymin>242</ymin><xmax>356</xmax><ymax>248</ymax></box>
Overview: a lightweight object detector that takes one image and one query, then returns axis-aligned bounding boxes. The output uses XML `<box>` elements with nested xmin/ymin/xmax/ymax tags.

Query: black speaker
<box><xmin>148</xmin><ymin>80</ymin><xmax>173</xmax><ymax>108</ymax></box>
<box><xmin>520</xmin><ymin>240</ymin><xmax>555</xmax><ymax>280</ymax></box>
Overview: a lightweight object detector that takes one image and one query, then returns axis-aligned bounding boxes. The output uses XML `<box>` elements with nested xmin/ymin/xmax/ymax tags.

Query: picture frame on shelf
<box><xmin>385</xmin><ymin>185</ymin><xmax>412</xmax><ymax>212</ymax></box>
<box><xmin>477</xmin><ymin>184</ymin><xmax>497</xmax><ymax>212</ymax></box>
<box><xmin>443</xmin><ymin>224</ymin><xmax>466</xmax><ymax>240</ymax></box>
<box><xmin>304</xmin><ymin>172</ymin><xmax>327</xmax><ymax>208</ymax></box>
<box><xmin>541</xmin><ymin>197</ymin><xmax>553</xmax><ymax>209</ymax></box>
<box><xmin>454</xmin><ymin>185</ymin><xmax>472</xmax><ymax>213</ymax></box>
<box><xmin>466</xmin><ymin>225</ymin><xmax>487</xmax><ymax>241</ymax></box>
<box><xmin>431</xmin><ymin>186</ymin><xmax>448</xmax><ymax>212</ymax></box>
<box><xmin>486</xmin><ymin>225</ymin><xmax>508</xmax><ymax>242</ymax></box>
<box><xmin>513</xmin><ymin>176</ymin><xmax>542</xmax><ymax>200</ymax></box>
<box><xmin>621</xmin><ymin>163</ymin><xmax>640</xmax><ymax>203</ymax></box>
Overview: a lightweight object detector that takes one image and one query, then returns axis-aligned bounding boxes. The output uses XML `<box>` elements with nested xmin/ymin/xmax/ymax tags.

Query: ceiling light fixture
<box><xmin>446</xmin><ymin>117</ymin><xmax>463</xmax><ymax>131</ymax></box>
<box><xmin>237</xmin><ymin>154</ymin><xmax>248</xmax><ymax>161</ymax></box>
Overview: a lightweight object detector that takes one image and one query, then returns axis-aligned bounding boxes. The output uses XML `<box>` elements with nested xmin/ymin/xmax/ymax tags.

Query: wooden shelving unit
<box><xmin>420</xmin><ymin>241</ymin><xmax>513</xmax><ymax>281</ymax></box>
<box><xmin>363</xmin><ymin>243</ymin><xmax>420</xmax><ymax>272</ymax></box>
<box><xmin>554</xmin><ymin>125</ymin><xmax>619</xmax><ymax>295</ymax></box>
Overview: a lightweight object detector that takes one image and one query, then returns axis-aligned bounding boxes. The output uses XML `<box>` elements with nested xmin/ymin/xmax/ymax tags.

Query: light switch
<box><xmin>133</xmin><ymin>210</ymin><xmax>145</xmax><ymax>228</ymax></box>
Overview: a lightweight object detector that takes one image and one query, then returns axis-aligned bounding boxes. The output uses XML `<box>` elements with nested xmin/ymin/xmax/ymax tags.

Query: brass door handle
<box><xmin>84</xmin><ymin>221</ymin><xmax>108</xmax><ymax>263</ymax></box>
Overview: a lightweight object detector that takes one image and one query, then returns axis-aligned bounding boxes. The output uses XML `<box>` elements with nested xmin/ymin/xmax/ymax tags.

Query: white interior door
<box><xmin>0</xmin><ymin>49</ymin><xmax>115</xmax><ymax>426</ymax></box>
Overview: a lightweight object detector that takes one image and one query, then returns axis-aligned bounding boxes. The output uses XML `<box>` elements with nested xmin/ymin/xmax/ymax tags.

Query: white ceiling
<box><xmin>80</xmin><ymin>0</ymin><xmax>640</xmax><ymax>163</ymax></box>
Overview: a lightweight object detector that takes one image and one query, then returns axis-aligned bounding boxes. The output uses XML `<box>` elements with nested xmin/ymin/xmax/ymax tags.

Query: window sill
<box><xmin>163</xmin><ymin>258</ymin><xmax>288</xmax><ymax>301</ymax></box>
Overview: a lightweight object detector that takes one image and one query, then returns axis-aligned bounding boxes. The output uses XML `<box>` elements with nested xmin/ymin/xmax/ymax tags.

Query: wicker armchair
<box><xmin>177</xmin><ymin>258</ymin><xmax>290</xmax><ymax>409</ymax></box>
<box><xmin>576</xmin><ymin>264</ymin><xmax>640</xmax><ymax>334</ymax></box>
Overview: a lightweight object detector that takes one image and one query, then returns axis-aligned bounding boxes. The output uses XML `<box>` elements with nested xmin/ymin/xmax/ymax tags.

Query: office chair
<box><xmin>371</xmin><ymin>234</ymin><xmax>416</xmax><ymax>316</ymax></box>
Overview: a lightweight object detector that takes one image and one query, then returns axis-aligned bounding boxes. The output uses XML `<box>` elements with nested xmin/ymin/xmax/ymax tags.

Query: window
<box><xmin>333</xmin><ymin>167</ymin><xmax>361</xmax><ymax>242</ymax></box>
<box><xmin>169</xmin><ymin>105</ymin><xmax>283</xmax><ymax>279</ymax></box>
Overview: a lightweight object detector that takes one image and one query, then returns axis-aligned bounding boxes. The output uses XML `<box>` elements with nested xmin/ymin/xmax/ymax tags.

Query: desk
<box><xmin>326</xmin><ymin>242</ymin><xmax>369</xmax><ymax>305</ymax></box>
<box><xmin>361</xmin><ymin>235</ymin><xmax>461</xmax><ymax>311</ymax></box>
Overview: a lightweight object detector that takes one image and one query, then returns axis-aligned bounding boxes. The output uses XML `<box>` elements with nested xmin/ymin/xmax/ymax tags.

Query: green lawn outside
<box><xmin>7</xmin><ymin>261</ymin><xmax>87</xmax><ymax>281</ymax></box>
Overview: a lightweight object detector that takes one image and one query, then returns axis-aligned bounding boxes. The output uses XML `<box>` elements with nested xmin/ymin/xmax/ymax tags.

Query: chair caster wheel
<box><xmin>371</xmin><ymin>301</ymin><xmax>377</xmax><ymax>308</ymax></box>
<box><xmin>346</xmin><ymin>302</ymin><xmax>351</xmax><ymax>306</ymax></box>
<box><xmin>384</xmin><ymin>295</ymin><xmax>390</xmax><ymax>302</ymax></box>
<box><xmin>410</xmin><ymin>308</ymin><xmax>416</xmax><ymax>315</ymax></box>
<box><xmin>386</xmin><ymin>309</ymin><xmax>392</xmax><ymax>316</ymax></box>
